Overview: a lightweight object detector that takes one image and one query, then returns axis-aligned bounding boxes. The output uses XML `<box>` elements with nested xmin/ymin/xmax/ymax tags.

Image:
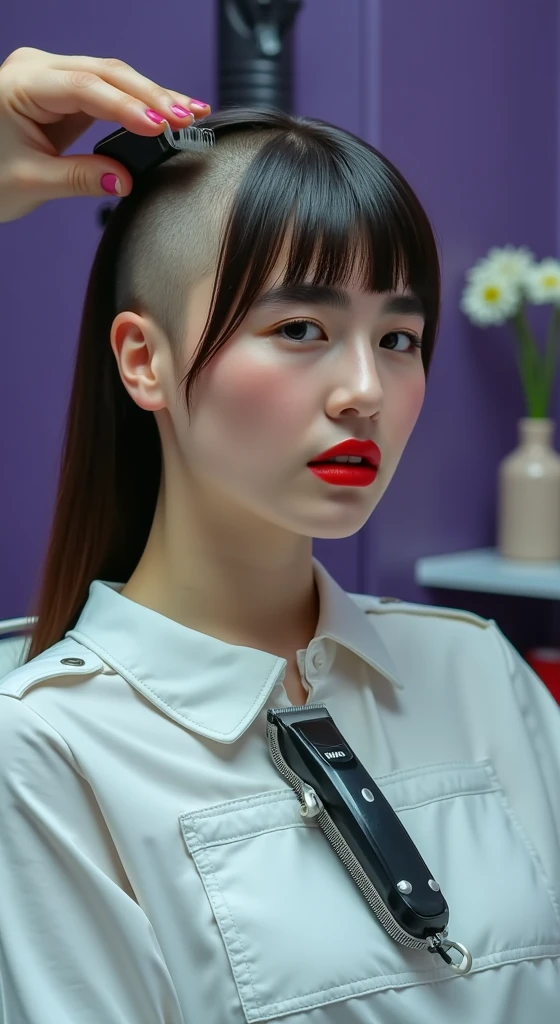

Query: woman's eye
<box><xmin>381</xmin><ymin>331</ymin><xmax>422</xmax><ymax>354</ymax></box>
<box><xmin>272</xmin><ymin>323</ymin><xmax>422</xmax><ymax>351</ymax></box>
<box><xmin>275</xmin><ymin>320</ymin><xmax>324</xmax><ymax>343</ymax></box>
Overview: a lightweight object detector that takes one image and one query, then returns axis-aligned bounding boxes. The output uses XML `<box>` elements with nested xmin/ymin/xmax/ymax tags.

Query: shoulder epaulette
<box><xmin>349</xmin><ymin>592</ymin><xmax>491</xmax><ymax>629</ymax></box>
<box><xmin>0</xmin><ymin>637</ymin><xmax>104</xmax><ymax>699</ymax></box>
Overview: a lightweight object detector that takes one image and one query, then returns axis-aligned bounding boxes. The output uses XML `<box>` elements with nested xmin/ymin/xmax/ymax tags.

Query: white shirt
<box><xmin>0</xmin><ymin>556</ymin><xmax>559</xmax><ymax>1023</ymax></box>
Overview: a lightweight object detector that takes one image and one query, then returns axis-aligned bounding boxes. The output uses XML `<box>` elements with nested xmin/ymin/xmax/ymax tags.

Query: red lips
<box><xmin>309</xmin><ymin>438</ymin><xmax>382</xmax><ymax>468</ymax></box>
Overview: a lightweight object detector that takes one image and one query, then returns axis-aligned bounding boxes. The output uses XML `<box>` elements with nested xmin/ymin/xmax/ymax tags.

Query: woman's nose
<box><xmin>326</xmin><ymin>346</ymin><xmax>383</xmax><ymax>418</ymax></box>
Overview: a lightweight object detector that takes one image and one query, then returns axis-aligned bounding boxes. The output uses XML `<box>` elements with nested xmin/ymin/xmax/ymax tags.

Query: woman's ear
<box><xmin>110</xmin><ymin>312</ymin><xmax>170</xmax><ymax>412</ymax></box>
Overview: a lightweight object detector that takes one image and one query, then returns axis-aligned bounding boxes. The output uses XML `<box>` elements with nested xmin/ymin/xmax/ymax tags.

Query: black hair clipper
<box><xmin>266</xmin><ymin>703</ymin><xmax>473</xmax><ymax>974</ymax></box>
<box><xmin>93</xmin><ymin>121</ymin><xmax>215</xmax><ymax>178</ymax></box>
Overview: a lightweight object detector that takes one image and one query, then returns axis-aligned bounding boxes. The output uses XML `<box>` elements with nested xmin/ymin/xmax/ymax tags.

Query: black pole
<box><xmin>98</xmin><ymin>1</ymin><xmax>304</xmax><ymax>227</ymax></box>
<box><xmin>218</xmin><ymin>0</ymin><xmax>303</xmax><ymax>113</ymax></box>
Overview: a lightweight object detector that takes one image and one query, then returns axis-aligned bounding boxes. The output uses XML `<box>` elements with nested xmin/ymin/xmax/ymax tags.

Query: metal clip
<box><xmin>299</xmin><ymin>782</ymin><xmax>323</xmax><ymax>819</ymax></box>
<box><xmin>428</xmin><ymin>935</ymin><xmax>473</xmax><ymax>974</ymax></box>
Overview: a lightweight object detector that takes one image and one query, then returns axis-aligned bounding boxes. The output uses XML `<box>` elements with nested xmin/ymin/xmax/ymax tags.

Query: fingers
<box><xmin>55</xmin><ymin>54</ymin><xmax>211</xmax><ymax>125</ymax></box>
<box><xmin>5</xmin><ymin>66</ymin><xmax>208</xmax><ymax>137</ymax></box>
<box><xmin>2</xmin><ymin>50</ymin><xmax>210</xmax><ymax>134</ymax></box>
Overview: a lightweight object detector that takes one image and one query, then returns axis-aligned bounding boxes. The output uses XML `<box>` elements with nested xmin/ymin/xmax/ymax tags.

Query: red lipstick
<box><xmin>308</xmin><ymin>438</ymin><xmax>381</xmax><ymax>488</ymax></box>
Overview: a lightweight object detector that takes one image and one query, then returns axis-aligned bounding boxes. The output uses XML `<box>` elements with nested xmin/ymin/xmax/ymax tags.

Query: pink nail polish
<box><xmin>145</xmin><ymin>108</ymin><xmax>166</xmax><ymax>124</ymax></box>
<box><xmin>170</xmin><ymin>104</ymin><xmax>194</xmax><ymax>118</ymax></box>
<box><xmin>190</xmin><ymin>100</ymin><xmax>209</xmax><ymax>108</ymax></box>
<box><xmin>101</xmin><ymin>173</ymin><xmax>122</xmax><ymax>196</ymax></box>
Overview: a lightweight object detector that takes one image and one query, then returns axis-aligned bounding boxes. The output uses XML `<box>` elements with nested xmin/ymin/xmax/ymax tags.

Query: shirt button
<box><xmin>312</xmin><ymin>650</ymin><xmax>325</xmax><ymax>671</ymax></box>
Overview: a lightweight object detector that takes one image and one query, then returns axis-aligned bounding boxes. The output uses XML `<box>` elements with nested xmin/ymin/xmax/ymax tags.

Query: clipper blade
<box><xmin>93</xmin><ymin>119</ymin><xmax>216</xmax><ymax>181</ymax></box>
<box><xmin>163</xmin><ymin>122</ymin><xmax>215</xmax><ymax>151</ymax></box>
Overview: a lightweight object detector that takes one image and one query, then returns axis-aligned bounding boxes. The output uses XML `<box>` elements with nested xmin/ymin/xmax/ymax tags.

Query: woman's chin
<box><xmin>290</xmin><ymin>506</ymin><xmax>378</xmax><ymax>540</ymax></box>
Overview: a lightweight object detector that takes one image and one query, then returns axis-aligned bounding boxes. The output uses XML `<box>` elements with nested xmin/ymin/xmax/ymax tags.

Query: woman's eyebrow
<box><xmin>251</xmin><ymin>284</ymin><xmax>425</xmax><ymax>317</ymax></box>
<box><xmin>382</xmin><ymin>294</ymin><xmax>425</xmax><ymax>317</ymax></box>
<box><xmin>252</xmin><ymin>284</ymin><xmax>350</xmax><ymax>310</ymax></box>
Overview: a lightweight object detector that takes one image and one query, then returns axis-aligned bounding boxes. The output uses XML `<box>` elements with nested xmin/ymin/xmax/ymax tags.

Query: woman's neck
<box><xmin>121</xmin><ymin>485</ymin><xmax>320</xmax><ymax>657</ymax></box>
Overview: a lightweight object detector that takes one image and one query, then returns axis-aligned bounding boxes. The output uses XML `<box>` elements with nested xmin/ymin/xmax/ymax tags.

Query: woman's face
<box><xmin>157</xmin><ymin>267</ymin><xmax>427</xmax><ymax>540</ymax></box>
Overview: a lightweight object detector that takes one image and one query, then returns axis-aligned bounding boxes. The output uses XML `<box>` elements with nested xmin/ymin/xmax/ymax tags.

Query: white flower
<box><xmin>466</xmin><ymin>247</ymin><xmax>536</xmax><ymax>296</ymax></box>
<box><xmin>460</xmin><ymin>268</ymin><xmax>520</xmax><ymax>326</ymax></box>
<box><xmin>470</xmin><ymin>246</ymin><xmax>535</xmax><ymax>287</ymax></box>
<box><xmin>524</xmin><ymin>259</ymin><xmax>560</xmax><ymax>304</ymax></box>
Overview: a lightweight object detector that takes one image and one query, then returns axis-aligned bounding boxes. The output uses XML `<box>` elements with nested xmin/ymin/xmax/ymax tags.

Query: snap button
<box><xmin>60</xmin><ymin>657</ymin><xmax>85</xmax><ymax>666</ymax></box>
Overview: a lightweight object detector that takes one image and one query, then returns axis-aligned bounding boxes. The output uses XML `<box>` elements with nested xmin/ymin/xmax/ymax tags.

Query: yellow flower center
<box><xmin>483</xmin><ymin>285</ymin><xmax>501</xmax><ymax>303</ymax></box>
<box><xmin>543</xmin><ymin>274</ymin><xmax>558</xmax><ymax>288</ymax></box>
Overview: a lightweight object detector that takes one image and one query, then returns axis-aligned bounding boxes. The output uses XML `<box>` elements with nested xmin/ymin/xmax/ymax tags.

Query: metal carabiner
<box><xmin>431</xmin><ymin>937</ymin><xmax>473</xmax><ymax>975</ymax></box>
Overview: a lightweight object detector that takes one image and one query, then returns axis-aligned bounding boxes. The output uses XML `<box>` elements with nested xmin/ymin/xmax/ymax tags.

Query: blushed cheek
<box><xmin>204</xmin><ymin>355</ymin><xmax>308</xmax><ymax>440</ymax></box>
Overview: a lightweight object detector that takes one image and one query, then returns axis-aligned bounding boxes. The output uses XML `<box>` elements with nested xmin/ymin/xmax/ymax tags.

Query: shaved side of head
<box><xmin>114</xmin><ymin>129</ymin><xmax>282</xmax><ymax>353</ymax></box>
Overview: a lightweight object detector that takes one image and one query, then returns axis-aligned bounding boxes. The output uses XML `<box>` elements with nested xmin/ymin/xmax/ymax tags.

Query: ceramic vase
<box><xmin>497</xmin><ymin>418</ymin><xmax>560</xmax><ymax>561</ymax></box>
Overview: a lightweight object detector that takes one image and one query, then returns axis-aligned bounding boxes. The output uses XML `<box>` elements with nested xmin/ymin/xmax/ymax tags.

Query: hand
<box><xmin>0</xmin><ymin>47</ymin><xmax>211</xmax><ymax>222</ymax></box>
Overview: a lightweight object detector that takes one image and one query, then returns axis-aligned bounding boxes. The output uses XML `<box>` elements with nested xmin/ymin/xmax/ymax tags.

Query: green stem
<box><xmin>541</xmin><ymin>305</ymin><xmax>560</xmax><ymax>417</ymax></box>
<box><xmin>512</xmin><ymin>306</ymin><xmax>543</xmax><ymax>417</ymax></box>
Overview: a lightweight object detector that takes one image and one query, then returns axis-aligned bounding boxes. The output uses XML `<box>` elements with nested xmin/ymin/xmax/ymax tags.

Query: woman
<box><xmin>0</xmin><ymin>46</ymin><xmax>559</xmax><ymax>1024</ymax></box>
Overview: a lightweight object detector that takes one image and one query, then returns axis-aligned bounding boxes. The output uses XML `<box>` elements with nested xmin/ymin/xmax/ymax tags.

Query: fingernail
<box><xmin>169</xmin><ymin>104</ymin><xmax>194</xmax><ymax>119</ymax></box>
<box><xmin>145</xmin><ymin>108</ymin><xmax>166</xmax><ymax>124</ymax></box>
<box><xmin>190</xmin><ymin>100</ymin><xmax>209</xmax><ymax>108</ymax></box>
<box><xmin>101</xmin><ymin>173</ymin><xmax>122</xmax><ymax>196</ymax></box>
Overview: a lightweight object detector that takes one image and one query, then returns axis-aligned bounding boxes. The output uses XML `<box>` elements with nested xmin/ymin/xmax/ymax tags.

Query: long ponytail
<box><xmin>26</xmin><ymin>193</ymin><xmax>161</xmax><ymax>660</ymax></box>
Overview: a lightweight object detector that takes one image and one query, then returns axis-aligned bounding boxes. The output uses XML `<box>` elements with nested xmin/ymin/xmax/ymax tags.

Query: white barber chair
<box><xmin>0</xmin><ymin>618</ymin><xmax>34</xmax><ymax>679</ymax></box>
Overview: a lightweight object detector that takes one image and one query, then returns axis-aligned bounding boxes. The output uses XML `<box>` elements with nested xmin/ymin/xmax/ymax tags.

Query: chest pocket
<box><xmin>180</xmin><ymin>759</ymin><xmax>560</xmax><ymax>1023</ymax></box>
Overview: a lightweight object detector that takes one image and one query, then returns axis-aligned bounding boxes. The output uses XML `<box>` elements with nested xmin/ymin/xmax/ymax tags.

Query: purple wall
<box><xmin>372</xmin><ymin>0</ymin><xmax>559</xmax><ymax>649</ymax></box>
<box><xmin>2</xmin><ymin>1</ymin><xmax>559</xmax><ymax>649</ymax></box>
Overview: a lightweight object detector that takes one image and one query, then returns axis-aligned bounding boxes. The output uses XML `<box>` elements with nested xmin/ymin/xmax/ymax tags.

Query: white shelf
<box><xmin>414</xmin><ymin>548</ymin><xmax>560</xmax><ymax>600</ymax></box>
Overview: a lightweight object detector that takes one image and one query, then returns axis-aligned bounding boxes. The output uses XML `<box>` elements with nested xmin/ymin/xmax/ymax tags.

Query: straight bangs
<box><xmin>181</xmin><ymin>113</ymin><xmax>440</xmax><ymax>412</ymax></box>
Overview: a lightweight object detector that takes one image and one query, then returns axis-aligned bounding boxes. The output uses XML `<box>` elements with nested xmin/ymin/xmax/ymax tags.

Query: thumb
<box><xmin>37</xmin><ymin>153</ymin><xmax>133</xmax><ymax>200</ymax></box>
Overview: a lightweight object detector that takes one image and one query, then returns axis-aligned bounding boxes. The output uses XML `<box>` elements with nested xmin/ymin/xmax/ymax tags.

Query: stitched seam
<box><xmin>70</xmin><ymin>629</ymin><xmax>277</xmax><ymax>739</ymax></box>
<box><xmin>235</xmin><ymin>944</ymin><xmax>560</xmax><ymax>1014</ymax></box>
<box><xmin>188</xmin><ymin>790</ymin><xmax>503</xmax><ymax>848</ymax></box>
<box><xmin>374</xmin><ymin>758</ymin><xmax>493</xmax><ymax>784</ymax></box>
<box><xmin>183</xmin><ymin>789</ymin><xmax>293</xmax><ymax>822</ymax></box>
<box><xmin>187</xmin><ymin>833</ymin><xmax>259</xmax><ymax>1010</ymax></box>
<box><xmin>483</xmin><ymin>761</ymin><xmax>560</xmax><ymax>925</ymax></box>
<box><xmin>394</xmin><ymin>786</ymin><xmax>501</xmax><ymax>813</ymax></box>
<box><xmin>363</xmin><ymin>607</ymin><xmax>490</xmax><ymax>628</ymax></box>
<box><xmin>1</xmin><ymin>639</ymin><xmax>101</xmax><ymax>696</ymax></box>
<box><xmin>485</xmin><ymin>627</ymin><xmax>560</xmax><ymax>922</ymax></box>
<box><xmin>194</xmin><ymin>820</ymin><xmax>315</xmax><ymax>849</ymax></box>
<box><xmin>488</xmin><ymin>623</ymin><xmax>560</xmax><ymax>857</ymax></box>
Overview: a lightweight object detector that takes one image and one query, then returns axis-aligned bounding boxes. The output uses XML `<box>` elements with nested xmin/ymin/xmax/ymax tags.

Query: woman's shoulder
<box><xmin>347</xmin><ymin>590</ymin><xmax>513</xmax><ymax>691</ymax></box>
<box><xmin>347</xmin><ymin>590</ymin><xmax>554</xmax><ymax>721</ymax></box>
<box><xmin>348</xmin><ymin>590</ymin><xmax>492</xmax><ymax>631</ymax></box>
<box><xmin>0</xmin><ymin>638</ymin><xmax>106</xmax><ymax>797</ymax></box>
<box><xmin>0</xmin><ymin>637</ymin><xmax>104</xmax><ymax>702</ymax></box>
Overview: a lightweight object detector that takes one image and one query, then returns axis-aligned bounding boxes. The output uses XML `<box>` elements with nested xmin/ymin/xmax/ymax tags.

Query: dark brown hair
<box><xmin>26</xmin><ymin>107</ymin><xmax>441</xmax><ymax>661</ymax></box>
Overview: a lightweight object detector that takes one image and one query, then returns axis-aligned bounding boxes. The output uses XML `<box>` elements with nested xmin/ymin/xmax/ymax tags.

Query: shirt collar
<box><xmin>67</xmin><ymin>557</ymin><xmax>403</xmax><ymax>744</ymax></box>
